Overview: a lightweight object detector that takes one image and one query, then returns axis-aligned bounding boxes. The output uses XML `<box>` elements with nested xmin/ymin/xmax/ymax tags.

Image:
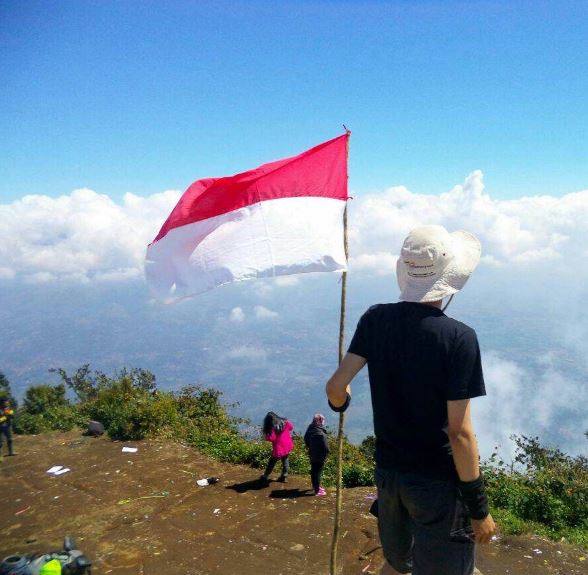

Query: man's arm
<box><xmin>447</xmin><ymin>399</ymin><xmax>496</xmax><ymax>543</ymax></box>
<box><xmin>325</xmin><ymin>352</ymin><xmax>367</xmax><ymax>408</ymax></box>
<box><xmin>447</xmin><ymin>399</ymin><xmax>480</xmax><ymax>481</ymax></box>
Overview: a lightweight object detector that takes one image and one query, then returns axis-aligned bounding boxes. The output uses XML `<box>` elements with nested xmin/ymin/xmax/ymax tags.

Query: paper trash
<box><xmin>196</xmin><ymin>477</ymin><xmax>219</xmax><ymax>487</ymax></box>
<box><xmin>47</xmin><ymin>466</ymin><xmax>63</xmax><ymax>474</ymax></box>
<box><xmin>54</xmin><ymin>468</ymin><xmax>71</xmax><ymax>475</ymax></box>
<box><xmin>122</xmin><ymin>447</ymin><xmax>138</xmax><ymax>453</ymax></box>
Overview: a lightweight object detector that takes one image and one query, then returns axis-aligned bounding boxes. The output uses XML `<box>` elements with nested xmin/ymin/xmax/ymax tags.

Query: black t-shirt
<box><xmin>348</xmin><ymin>302</ymin><xmax>485</xmax><ymax>477</ymax></box>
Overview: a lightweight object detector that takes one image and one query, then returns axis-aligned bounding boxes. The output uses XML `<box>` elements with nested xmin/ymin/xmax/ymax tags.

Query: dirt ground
<box><xmin>0</xmin><ymin>432</ymin><xmax>586</xmax><ymax>575</ymax></box>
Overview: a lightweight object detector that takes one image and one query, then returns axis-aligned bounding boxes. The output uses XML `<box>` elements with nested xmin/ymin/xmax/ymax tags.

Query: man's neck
<box><xmin>424</xmin><ymin>300</ymin><xmax>443</xmax><ymax>309</ymax></box>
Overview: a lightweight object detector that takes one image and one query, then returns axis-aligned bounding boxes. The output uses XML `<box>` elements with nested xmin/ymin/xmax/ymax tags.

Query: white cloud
<box><xmin>251</xmin><ymin>281</ymin><xmax>274</xmax><ymax>297</ymax></box>
<box><xmin>254</xmin><ymin>305</ymin><xmax>278</xmax><ymax>319</ymax></box>
<box><xmin>230</xmin><ymin>307</ymin><xmax>245</xmax><ymax>322</ymax></box>
<box><xmin>23</xmin><ymin>271</ymin><xmax>58</xmax><ymax>284</ymax></box>
<box><xmin>349</xmin><ymin>252</ymin><xmax>397</xmax><ymax>275</ymax></box>
<box><xmin>95</xmin><ymin>268</ymin><xmax>143</xmax><ymax>282</ymax></box>
<box><xmin>349</xmin><ymin>170</ymin><xmax>588</xmax><ymax>273</ymax></box>
<box><xmin>225</xmin><ymin>345</ymin><xmax>267</xmax><ymax>362</ymax></box>
<box><xmin>473</xmin><ymin>351</ymin><xmax>588</xmax><ymax>459</ymax></box>
<box><xmin>0</xmin><ymin>267</ymin><xmax>16</xmax><ymax>280</ymax></box>
<box><xmin>0</xmin><ymin>188</ymin><xmax>179</xmax><ymax>284</ymax></box>
<box><xmin>248</xmin><ymin>275</ymin><xmax>301</xmax><ymax>298</ymax></box>
<box><xmin>274</xmin><ymin>276</ymin><xmax>300</xmax><ymax>287</ymax></box>
<box><xmin>473</xmin><ymin>352</ymin><xmax>526</xmax><ymax>458</ymax></box>
<box><xmin>3</xmin><ymin>174</ymin><xmax>587</xmax><ymax>287</ymax></box>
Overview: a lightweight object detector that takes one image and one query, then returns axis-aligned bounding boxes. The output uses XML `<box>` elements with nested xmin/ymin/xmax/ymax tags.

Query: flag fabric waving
<box><xmin>145</xmin><ymin>133</ymin><xmax>349</xmax><ymax>300</ymax></box>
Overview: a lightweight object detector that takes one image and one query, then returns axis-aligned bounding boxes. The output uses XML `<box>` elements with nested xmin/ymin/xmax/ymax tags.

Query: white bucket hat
<box><xmin>397</xmin><ymin>225</ymin><xmax>481</xmax><ymax>303</ymax></box>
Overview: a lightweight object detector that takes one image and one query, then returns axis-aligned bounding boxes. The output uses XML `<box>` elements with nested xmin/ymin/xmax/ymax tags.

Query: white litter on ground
<box><xmin>122</xmin><ymin>447</ymin><xmax>138</xmax><ymax>453</ymax></box>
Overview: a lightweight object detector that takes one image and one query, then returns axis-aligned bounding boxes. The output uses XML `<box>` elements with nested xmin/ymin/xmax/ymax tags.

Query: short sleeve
<box><xmin>447</xmin><ymin>328</ymin><xmax>486</xmax><ymax>401</ymax></box>
<box><xmin>348</xmin><ymin>308</ymin><xmax>373</xmax><ymax>360</ymax></box>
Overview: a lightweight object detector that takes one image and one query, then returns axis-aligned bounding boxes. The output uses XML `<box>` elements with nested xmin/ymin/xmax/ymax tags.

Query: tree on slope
<box><xmin>0</xmin><ymin>371</ymin><xmax>17</xmax><ymax>408</ymax></box>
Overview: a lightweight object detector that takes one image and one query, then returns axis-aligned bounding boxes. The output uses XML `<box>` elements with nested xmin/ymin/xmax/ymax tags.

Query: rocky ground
<box><xmin>0</xmin><ymin>432</ymin><xmax>586</xmax><ymax>575</ymax></box>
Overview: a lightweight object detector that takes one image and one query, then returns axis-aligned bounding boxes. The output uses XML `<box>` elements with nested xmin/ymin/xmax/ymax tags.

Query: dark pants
<box><xmin>310</xmin><ymin>460</ymin><xmax>325</xmax><ymax>492</ymax></box>
<box><xmin>375</xmin><ymin>467</ymin><xmax>475</xmax><ymax>575</ymax></box>
<box><xmin>264</xmin><ymin>455</ymin><xmax>289</xmax><ymax>478</ymax></box>
<box><xmin>0</xmin><ymin>425</ymin><xmax>13</xmax><ymax>455</ymax></box>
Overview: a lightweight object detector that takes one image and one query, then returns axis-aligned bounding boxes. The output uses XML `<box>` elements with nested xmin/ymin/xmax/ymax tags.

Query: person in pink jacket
<box><xmin>259</xmin><ymin>411</ymin><xmax>293</xmax><ymax>485</ymax></box>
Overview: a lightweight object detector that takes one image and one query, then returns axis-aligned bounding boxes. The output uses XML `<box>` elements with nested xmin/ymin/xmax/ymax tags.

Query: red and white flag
<box><xmin>145</xmin><ymin>134</ymin><xmax>349</xmax><ymax>299</ymax></box>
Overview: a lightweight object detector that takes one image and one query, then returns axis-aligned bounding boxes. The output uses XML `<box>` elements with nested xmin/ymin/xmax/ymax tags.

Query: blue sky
<box><xmin>1</xmin><ymin>0</ymin><xmax>587</xmax><ymax>203</ymax></box>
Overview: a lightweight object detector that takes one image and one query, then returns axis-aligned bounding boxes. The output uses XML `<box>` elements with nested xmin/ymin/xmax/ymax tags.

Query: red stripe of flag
<box><xmin>152</xmin><ymin>134</ymin><xmax>348</xmax><ymax>244</ymax></box>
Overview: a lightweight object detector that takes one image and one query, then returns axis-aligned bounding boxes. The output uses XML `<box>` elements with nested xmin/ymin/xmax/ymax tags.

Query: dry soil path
<box><xmin>0</xmin><ymin>433</ymin><xmax>585</xmax><ymax>575</ymax></box>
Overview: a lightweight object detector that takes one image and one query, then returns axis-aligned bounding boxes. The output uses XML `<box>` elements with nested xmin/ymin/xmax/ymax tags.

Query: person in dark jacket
<box><xmin>0</xmin><ymin>398</ymin><xmax>15</xmax><ymax>458</ymax></box>
<box><xmin>304</xmin><ymin>413</ymin><xmax>330</xmax><ymax>496</ymax></box>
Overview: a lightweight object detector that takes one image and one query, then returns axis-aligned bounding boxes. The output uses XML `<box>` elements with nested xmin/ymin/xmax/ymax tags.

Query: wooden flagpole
<box><xmin>330</xmin><ymin>130</ymin><xmax>350</xmax><ymax>575</ymax></box>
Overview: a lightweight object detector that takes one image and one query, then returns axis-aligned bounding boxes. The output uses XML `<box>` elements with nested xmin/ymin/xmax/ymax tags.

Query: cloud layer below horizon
<box><xmin>1</xmin><ymin>171</ymin><xmax>587</xmax><ymax>284</ymax></box>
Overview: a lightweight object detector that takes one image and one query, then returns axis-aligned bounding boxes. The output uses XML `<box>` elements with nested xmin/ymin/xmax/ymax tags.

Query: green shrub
<box><xmin>173</xmin><ymin>385</ymin><xmax>239</xmax><ymax>435</ymax></box>
<box><xmin>483</xmin><ymin>435</ymin><xmax>588</xmax><ymax>542</ymax></box>
<box><xmin>342</xmin><ymin>462</ymin><xmax>374</xmax><ymax>487</ymax></box>
<box><xmin>81</xmin><ymin>380</ymin><xmax>178</xmax><ymax>440</ymax></box>
<box><xmin>13</xmin><ymin>412</ymin><xmax>50</xmax><ymax>434</ymax></box>
<box><xmin>22</xmin><ymin>383</ymin><xmax>69</xmax><ymax>415</ymax></box>
<box><xmin>0</xmin><ymin>371</ymin><xmax>18</xmax><ymax>409</ymax></box>
<box><xmin>13</xmin><ymin>383</ymin><xmax>79</xmax><ymax>434</ymax></box>
<box><xmin>359</xmin><ymin>435</ymin><xmax>376</xmax><ymax>460</ymax></box>
<box><xmin>50</xmin><ymin>365</ymin><xmax>157</xmax><ymax>403</ymax></box>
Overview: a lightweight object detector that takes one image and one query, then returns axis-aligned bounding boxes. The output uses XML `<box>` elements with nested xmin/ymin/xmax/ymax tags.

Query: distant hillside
<box><xmin>1</xmin><ymin>274</ymin><xmax>587</xmax><ymax>457</ymax></box>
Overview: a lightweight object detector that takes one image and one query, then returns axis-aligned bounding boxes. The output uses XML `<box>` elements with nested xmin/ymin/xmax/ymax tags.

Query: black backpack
<box><xmin>84</xmin><ymin>421</ymin><xmax>104</xmax><ymax>437</ymax></box>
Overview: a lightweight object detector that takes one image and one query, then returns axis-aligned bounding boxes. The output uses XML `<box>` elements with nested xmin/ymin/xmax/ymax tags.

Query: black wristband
<box><xmin>328</xmin><ymin>392</ymin><xmax>351</xmax><ymax>413</ymax></box>
<box><xmin>458</xmin><ymin>475</ymin><xmax>489</xmax><ymax>520</ymax></box>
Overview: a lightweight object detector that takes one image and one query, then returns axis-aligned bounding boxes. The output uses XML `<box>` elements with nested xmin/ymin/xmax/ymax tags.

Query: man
<box><xmin>326</xmin><ymin>225</ymin><xmax>495</xmax><ymax>575</ymax></box>
<box><xmin>0</xmin><ymin>397</ymin><xmax>16</xmax><ymax>458</ymax></box>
